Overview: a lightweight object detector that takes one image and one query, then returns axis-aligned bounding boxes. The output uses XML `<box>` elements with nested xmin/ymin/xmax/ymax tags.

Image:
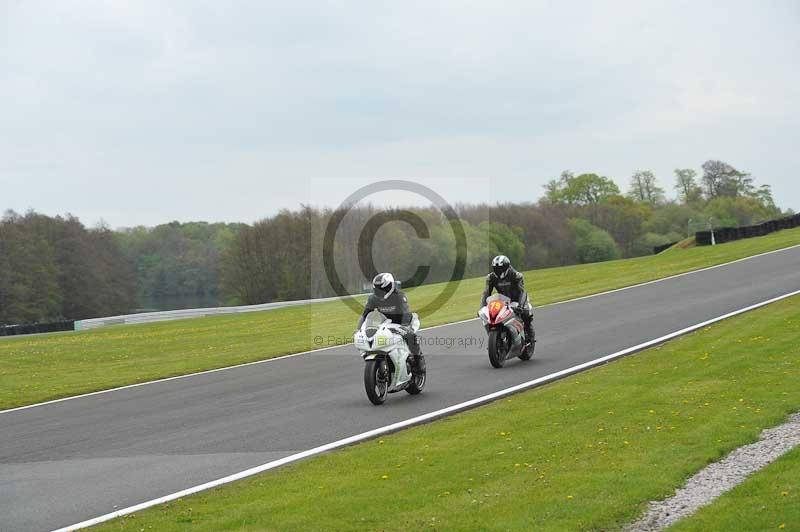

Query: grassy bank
<box><xmin>1</xmin><ymin>227</ymin><xmax>799</xmax><ymax>410</ymax></box>
<box><xmin>670</xmin><ymin>446</ymin><xmax>800</xmax><ymax>531</ymax></box>
<box><xmin>94</xmin><ymin>293</ymin><xmax>800</xmax><ymax>531</ymax></box>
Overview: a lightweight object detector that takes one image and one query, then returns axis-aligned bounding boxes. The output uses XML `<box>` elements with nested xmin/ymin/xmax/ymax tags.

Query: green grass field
<box><xmin>93</xmin><ymin>292</ymin><xmax>800</xmax><ymax>531</ymax></box>
<box><xmin>670</xmin><ymin>445</ymin><xmax>800</xmax><ymax>531</ymax></box>
<box><xmin>1</xmin><ymin>227</ymin><xmax>799</xmax><ymax>411</ymax></box>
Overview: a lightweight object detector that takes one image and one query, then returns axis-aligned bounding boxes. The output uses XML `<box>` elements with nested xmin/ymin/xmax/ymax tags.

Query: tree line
<box><xmin>223</xmin><ymin>160</ymin><xmax>784</xmax><ymax>304</ymax></box>
<box><xmin>0</xmin><ymin>159</ymin><xmax>788</xmax><ymax>324</ymax></box>
<box><xmin>0</xmin><ymin>211</ymin><xmax>136</xmax><ymax>325</ymax></box>
<box><xmin>539</xmin><ymin>160</ymin><xmax>782</xmax><ymax>262</ymax></box>
<box><xmin>116</xmin><ymin>221</ymin><xmax>243</xmax><ymax>311</ymax></box>
<box><xmin>0</xmin><ymin>215</ymin><xmax>242</xmax><ymax>325</ymax></box>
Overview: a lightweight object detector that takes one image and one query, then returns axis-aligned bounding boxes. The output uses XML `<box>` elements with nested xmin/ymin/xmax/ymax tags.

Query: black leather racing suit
<box><xmin>357</xmin><ymin>289</ymin><xmax>422</xmax><ymax>357</ymax></box>
<box><xmin>480</xmin><ymin>267</ymin><xmax>534</xmax><ymax>343</ymax></box>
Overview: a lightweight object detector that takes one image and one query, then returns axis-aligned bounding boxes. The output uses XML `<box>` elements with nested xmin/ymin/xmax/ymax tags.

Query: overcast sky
<box><xmin>2</xmin><ymin>1</ymin><xmax>798</xmax><ymax>227</ymax></box>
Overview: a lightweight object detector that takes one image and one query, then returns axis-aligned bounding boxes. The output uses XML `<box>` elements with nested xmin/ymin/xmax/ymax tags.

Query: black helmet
<box><xmin>372</xmin><ymin>272</ymin><xmax>396</xmax><ymax>299</ymax></box>
<box><xmin>492</xmin><ymin>255</ymin><xmax>511</xmax><ymax>278</ymax></box>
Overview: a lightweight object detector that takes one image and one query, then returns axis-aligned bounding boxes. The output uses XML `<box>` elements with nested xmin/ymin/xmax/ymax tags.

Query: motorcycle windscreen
<box><xmin>364</xmin><ymin>310</ymin><xmax>388</xmax><ymax>338</ymax></box>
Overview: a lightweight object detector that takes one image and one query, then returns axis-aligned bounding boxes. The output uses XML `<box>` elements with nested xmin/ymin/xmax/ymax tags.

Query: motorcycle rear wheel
<box><xmin>405</xmin><ymin>361</ymin><xmax>426</xmax><ymax>395</ymax></box>
<box><xmin>364</xmin><ymin>359</ymin><xmax>389</xmax><ymax>405</ymax></box>
<box><xmin>519</xmin><ymin>327</ymin><xmax>536</xmax><ymax>361</ymax></box>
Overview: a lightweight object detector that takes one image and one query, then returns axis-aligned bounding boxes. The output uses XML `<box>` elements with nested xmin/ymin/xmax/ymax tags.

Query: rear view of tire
<box><xmin>364</xmin><ymin>359</ymin><xmax>389</xmax><ymax>405</ymax></box>
<box><xmin>488</xmin><ymin>329</ymin><xmax>508</xmax><ymax>368</ymax></box>
<box><xmin>405</xmin><ymin>358</ymin><xmax>426</xmax><ymax>395</ymax></box>
<box><xmin>519</xmin><ymin>327</ymin><xmax>536</xmax><ymax>361</ymax></box>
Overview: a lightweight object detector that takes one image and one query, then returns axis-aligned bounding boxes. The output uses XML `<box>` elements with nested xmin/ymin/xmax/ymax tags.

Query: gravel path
<box><xmin>625</xmin><ymin>412</ymin><xmax>800</xmax><ymax>531</ymax></box>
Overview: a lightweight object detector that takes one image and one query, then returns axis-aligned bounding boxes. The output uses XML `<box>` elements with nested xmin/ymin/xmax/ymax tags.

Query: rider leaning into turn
<box><xmin>357</xmin><ymin>272</ymin><xmax>425</xmax><ymax>371</ymax></box>
<box><xmin>480</xmin><ymin>255</ymin><xmax>534</xmax><ymax>346</ymax></box>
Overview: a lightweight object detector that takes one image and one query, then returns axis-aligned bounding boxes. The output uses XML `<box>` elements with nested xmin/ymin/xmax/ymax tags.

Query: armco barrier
<box><xmin>696</xmin><ymin>213</ymin><xmax>800</xmax><ymax>246</ymax></box>
<box><xmin>0</xmin><ymin>295</ymin><xmax>358</xmax><ymax>337</ymax></box>
<box><xmin>74</xmin><ymin>293</ymin><xmax>359</xmax><ymax>331</ymax></box>
<box><xmin>0</xmin><ymin>320</ymin><xmax>75</xmax><ymax>337</ymax></box>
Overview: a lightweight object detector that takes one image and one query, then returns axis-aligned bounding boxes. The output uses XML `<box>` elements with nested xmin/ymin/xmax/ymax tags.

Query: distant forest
<box><xmin>0</xmin><ymin>160</ymin><xmax>789</xmax><ymax>325</ymax></box>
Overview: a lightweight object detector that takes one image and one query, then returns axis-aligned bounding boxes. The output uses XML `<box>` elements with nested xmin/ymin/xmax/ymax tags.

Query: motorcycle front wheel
<box><xmin>364</xmin><ymin>359</ymin><xmax>389</xmax><ymax>405</ymax></box>
<box><xmin>488</xmin><ymin>329</ymin><xmax>509</xmax><ymax>368</ymax></box>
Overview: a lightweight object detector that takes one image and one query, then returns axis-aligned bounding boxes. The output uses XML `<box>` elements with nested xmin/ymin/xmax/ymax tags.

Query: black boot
<box><xmin>409</xmin><ymin>335</ymin><xmax>425</xmax><ymax>373</ymax></box>
<box><xmin>412</xmin><ymin>352</ymin><xmax>426</xmax><ymax>374</ymax></box>
<box><xmin>523</xmin><ymin>319</ymin><xmax>534</xmax><ymax>347</ymax></box>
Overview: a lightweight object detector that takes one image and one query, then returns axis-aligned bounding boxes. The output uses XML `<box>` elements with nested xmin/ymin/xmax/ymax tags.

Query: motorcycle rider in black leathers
<box><xmin>480</xmin><ymin>255</ymin><xmax>534</xmax><ymax>347</ymax></box>
<box><xmin>357</xmin><ymin>272</ymin><xmax>425</xmax><ymax>372</ymax></box>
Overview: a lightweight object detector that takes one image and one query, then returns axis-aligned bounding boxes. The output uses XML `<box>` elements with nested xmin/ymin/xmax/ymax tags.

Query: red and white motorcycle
<box><xmin>478</xmin><ymin>294</ymin><xmax>535</xmax><ymax>368</ymax></box>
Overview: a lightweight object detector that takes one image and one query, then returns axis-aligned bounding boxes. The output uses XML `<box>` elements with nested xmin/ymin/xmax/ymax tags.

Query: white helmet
<box><xmin>372</xmin><ymin>272</ymin><xmax>396</xmax><ymax>300</ymax></box>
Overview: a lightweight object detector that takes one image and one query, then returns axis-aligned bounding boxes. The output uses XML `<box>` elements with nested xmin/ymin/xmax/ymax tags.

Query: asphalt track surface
<box><xmin>2</xmin><ymin>246</ymin><xmax>799</xmax><ymax>531</ymax></box>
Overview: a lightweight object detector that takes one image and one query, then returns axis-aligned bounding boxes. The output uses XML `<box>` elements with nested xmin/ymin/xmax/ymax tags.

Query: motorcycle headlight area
<box><xmin>375</xmin><ymin>332</ymin><xmax>391</xmax><ymax>348</ymax></box>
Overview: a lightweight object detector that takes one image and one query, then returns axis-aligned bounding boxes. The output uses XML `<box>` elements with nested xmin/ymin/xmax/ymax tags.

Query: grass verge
<box><xmin>93</xmin><ymin>294</ymin><xmax>800</xmax><ymax>531</ymax></box>
<box><xmin>669</xmin><ymin>446</ymin><xmax>800</xmax><ymax>531</ymax></box>
<box><xmin>1</xmin><ymin>227</ymin><xmax>799</xmax><ymax>410</ymax></box>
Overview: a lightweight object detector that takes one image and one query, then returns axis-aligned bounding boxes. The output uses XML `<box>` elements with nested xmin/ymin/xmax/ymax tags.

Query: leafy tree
<box><xmin>718</xmin><ymin>172</ymin><xmax>754</xmax><ymax>198</ymax></box>
<box><xmin>702</xmin><ymin>196</ymin><xmax>780</xmax><ymax>227</ymax></box>
<box><xmin>545</xmin><ymin>172</ymin><xmax>620</xmax><ymax>205</ymax></box>
<box><xmin>569</xmin><ymin>219</ymin><xmax>620</xmax><ymax>264</ymax></box>
<box><xmin>674</xmin><ymin>168</ymin><xmax>703</xmax><ymax>205</ymax></box>
<box><xmin>424</xmin><ymin>220</ymin><xmax>484</xmax><ymax>283</ymax></box>
<box><xmin>544</xmin><ymin>170</ymin><xmax>574</xmax><ymax>203</ymax></box>
<box><xmin>222</xmin><ymin>208</ymin><xmax>319</xmax><ymax>304</ymax></box>
<box><xmin>117</xmin><ymin>221</ymin><xmax>243</xmax><ymax>309</ymax></box>
<box><xmin>459</xmin><ymin>202</ymin><xmax>577</xmax><ymax>267</ymax></box>
<box><xmin>0</xmin><ymin>214</ymin><xmax>62</xmax><ymax>324</ymax></box>
<box><xmin>701</xmin><ymin>160</ymin><xmax>753</xmax><ymax>198</ymax></box>
<box><xmin>478</xmin><ymin>221</ymin><xmax>525</xmax><ymax>267</ymax></box>
<box><xmin>701</xmin><ymin>160</ymin><xmax>730</xmax><ymax>198</ymax></box>
<box><xmin>627</xmin><ymin>170</ymin><xmax>664</xmax><ymax>204</ymax></box>
<box><xmin>0</xmin><ymin>211</ymin><xmax>136</xmax><ymax>324</ymax></box>
<box><xmin>590</xmin><ymin>195</ymin><xmax>650</xmax><ymax>257</ymax></box>
<box><xmin>754</xmin><ymin>184</ymin><xmax>777</xmax><ymax>210</ymax></box>
<box><xmin>643</xmin><ymin>203</ymin><xmax>699</xmax><ymax>239</ymax></box>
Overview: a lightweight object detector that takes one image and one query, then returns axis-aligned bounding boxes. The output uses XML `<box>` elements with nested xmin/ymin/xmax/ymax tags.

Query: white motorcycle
<box><xmin>354</xmin><ymin>310</ymin><xmax>426</xmax><ymax>405</ymax></box>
